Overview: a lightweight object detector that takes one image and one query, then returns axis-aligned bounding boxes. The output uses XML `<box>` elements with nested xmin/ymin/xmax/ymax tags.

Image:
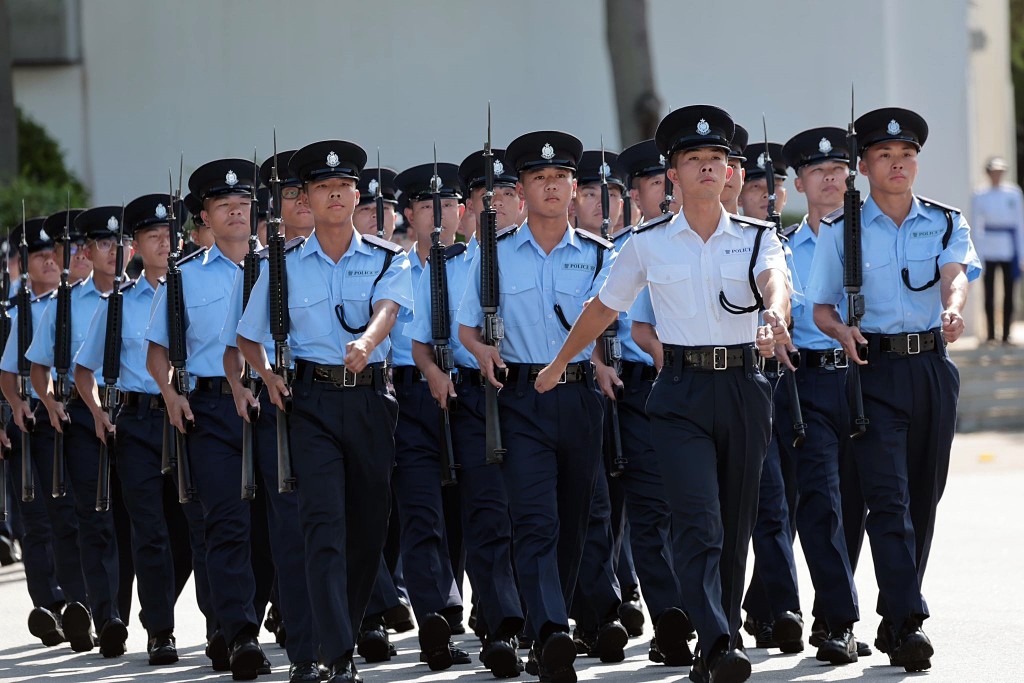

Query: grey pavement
<box><xmin>0</xmin><ymin>431</ymin><xmax>1022</xmax><ymax>682</ymax></box>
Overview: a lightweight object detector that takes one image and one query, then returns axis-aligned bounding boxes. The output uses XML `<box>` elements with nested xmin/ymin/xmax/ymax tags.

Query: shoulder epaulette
<box><xmin>820</xmin><ymin>207</ymin><xmax>845</xmax><ymax>226</ymax></box>
<box><xmin>156</xmin><ymin>276</ymin><xmax>166</xmax><ymax>286</ymax></box>
<box><xmin>444</xmin><ymin>243</ymin><xmax>467</xmax><ymax>260</ymax></box>
<box><xmin>634</xmin><ymin>212</ymin><xmax>673</xmax><ymax>234</ymax></box>
<box><xmin>254</xmin><ymin>235</ymin><xmax>304</xmax><ymax>260</ymax></box>
<box><xmin>729</xmin><ymin>213</ymin><xmax>774</xmax><ymax>230</ymax></box>
<box><xmin>31</xmin><ymin>290</ymin><xmax>55</xmax><ymax>304</ymax></box>
<box><xmin>176</xmin><ymin>247</ymin><xmax>207</xmax><ymax>267</ymax></box>
<box><xmin>100</xmin><ymin>278</ymin><xmax>138</xmax><ymax>299</ymax></box>
<box><xmin>916</xmin><ymin>196</ymin><xmax>960</xmax><ymax>214</ymax></box>
<box><xmin>69</xmin><ymin>278</ymin><xmax>86</xmax><ymax>290</ymax></box>
<box><xmin>362</xmin><ymin>233</ymin><xmax>404</xmax><ymax>254</ymax></box>
<box><xmin>575</xmin><ymin>229</ymin><xmax>614</xmax><ymax>250</ymax></box>
<box><xmin>496</xmin><ymin>224</ymin><xmax>520</xmax><ymax>240</ymax></box>
<box><xmin>609</xmin><ymin>226</ymin><xmax>634</xmax><ymax>243</ymax></box>
<box><xmin>782</xmin><ymin>223</ymin><xmax>801</xmax><ymax>239</ymax></box>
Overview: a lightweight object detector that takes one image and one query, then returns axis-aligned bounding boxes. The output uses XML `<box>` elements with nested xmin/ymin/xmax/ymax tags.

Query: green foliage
<box><xmin>0</xmin><ymin>108</ymin><xmax>89</xmax><ymax>229</ymax></box>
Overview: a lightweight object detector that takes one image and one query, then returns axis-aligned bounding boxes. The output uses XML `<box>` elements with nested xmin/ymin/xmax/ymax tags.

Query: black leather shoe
<box><xmin>808</xmin><ymin>617</ymin><xmax>827</xmax><ymax>647</ymax></box>
<box><xmin>327</xmin><ymin>658</ymin><xmax>362</xmax><ymax>683</ymax></box>
<box><xmin>689</xmin><ymin>645</ymin><xmax>751</xmax><ymax>683</ymax></box>
<box><xmin>538</xmin><ymin>632</ymin><xmax>577</xmax><ymax>683</ymax></box>
<box><xmin>772</xmin><ymin>611</ymin><xmax>804</xmax><ymax>653</ymax></box>
<box><xmin>0</xmin><ymin>534</ymin><xmax>21</xmax><ymax>566</ymax></box>
<box><xmin>148</xmin><ymin>634</ymin><xmax>178</xmax><ymax>665</ymax></box>
<box><xmin>856</xmin><ymin>639</ymin><xmax>872</xmax><ymax>657</ymax></box>
<box><xmin>357</xmin><ymin>625</ymin><xmax>392</xmax><ymax>663</ymax></box>
<box><xmin>592</xmin><ymin>621</ymin><xmax>628</xmax><ymax>663</ymax></box>
<box><xmin>289</xmin><ymin>661</ymin><xmax>322</xmax><ymax>682</ymax></box>
<box><xmin>618</xmin><ymin>600</ymin><xmax>645</xmax><ymax>637</ymax></box>
<box><xmin>481</xmin><ymin>637</ymin><xmax>521</xmax><ymax>679</ymax></box>
<box><xmin>62</xmin><ymin>602</ymin><xmax>96</xmax><ymax>652</ymax></box>
<box><xmin>207</xmin><ymin>632</ymin><xmax>231</xmax><ymax>671</ymax></box>
<box><xmin>571</xmin><ymin>627</ymin><xmax>593</xmax><ymax>655</ymax></box>
<box><xmin>383</xmin><ymin>599</ymin><xmax>414</xmax><ymax>633</ymax></box>
<box><xmin>654</xmin><ymin>608</ymin><xmax>695</xmax><ymax>666</ymax></box>
<box><xmin>874</xmin><ymin>618</ymin><xmax>894</xmax><ymax>656</ymax></box>
<box><xmin>752</xmin><ymin>620</ymin><xmax>776</xmax><ymax>649</ymax></box>
<box><xmin>892</xmin><ymin>625</ymin><xmax>933</xmax><ymax>673</ymax></box>
<box><xmin>419</xmin><ymin>613</ymin><xmax>454</xmax><ymax>671</ymax></box>
<box><xmin>28</xmin><ymin>606</ymin><xmax>65</xmax><ymax>647</ymax></box>
<box><xmin>816</xmin><ymin>626</ymin><xmax>857</xmax><ymax>664</ymax></box>
<box><xmin>447</xmin><ymin>613</ymin><xmax>467</xmax><ymax>636</ymax></box>
<box><xmin>229</xmin><ymin>635</ymin><xmax>265</xmax><ymax>681</ymax></box>
<box><xmin>258</xmin><ymin>657</ymin><xmax>272</xmax><ymax>675</ymax></box>
<box><xmin>99</xmin><ymin>617</ymin><xmax>128</xmax><ymax>657</ymax></box>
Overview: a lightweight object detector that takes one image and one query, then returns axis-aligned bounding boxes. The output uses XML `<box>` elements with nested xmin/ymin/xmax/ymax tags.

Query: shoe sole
<box><xmin>27</xmin><ymin>610</ymin><xmax>64</xmax><ymax>647</ymax></box>
<box><xmin>384</xmin><ymin>603</ymin><xmax>414</xmax><ymax>633</ymax></box>
<box><xmin>712</xmin><ymin>656</ymin><xmax>752</xmax><ymax>683</ymax></box>
<box><xmin>485</xmin><ymin>644</ymin><xmax>521</xmax><ymax>679</ymax></box>
<box><xmin>857</xmin><ymin>641</ymin><xmax>873</xmax><ymax>657</ymax></box>
<box><xmin>816</xmin><ymin>644</ymin><xmax>858</xmax><ymax>665</ymax></box>
<box><xmin>62</xmin><ymin>604</ymin><xmax>95</xmax><ymax>653</ymax></box>
<box><xmin>895</xmin><ymin>636</ymin><xmax>934</xmax><ymax>673</ymax></box>
<box><xmin>99</xmin><ymin>620</ymin><xmax>128</xmax><ymax>658</ymax></box>
<box><xmin>778</xmin><ymin>639</ymin><xmax>805</xmax><ymax>654</ymax></box>
<box><xmin>595</xmin><ymin>625</ymin><xmax>628</xmax><ymax>663</ymax></box>
<box><xmin>618</xmin><ymin>604</ymin><xmax>645</xmax><ymax>637</ymax></box>
<box><xmin>419</xmin><ymin>615</ymin><xmax>454</xmax><ymax>671</ymax></box>
<box><xmin>655</xmin><ymin>610</ymin><xmax>694</xmax><ymax>666</ymax></box>
<box><xmin>541</xmin><ymin>633</ymin><xmax>577</xmax><ymax>682</ymax></box>
<box><xmin>149</xmin><ymin>649</ymin><xmax>179</xmax><ymax>666</ymax></box>
<box><xmin>772</xmin><ymin>615</ymin><xmax>802</xmax><ymax>644</ymax></box>
<box><xmin>357</xmin><ymin>634</ymin><xmax>391</xmax><ymax>663</ymax></box>
<box><xmin>230</xmin><ymin>647</ymin><xmax>263</xmax><ymax>681</ymax></box>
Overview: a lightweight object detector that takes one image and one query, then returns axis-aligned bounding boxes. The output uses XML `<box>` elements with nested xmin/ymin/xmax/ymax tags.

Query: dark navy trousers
<box><xmin>646</xmin><ymin>358</ymin><xmax>772</xmax><ymax>655</ymax></box>
<box><xmin>571</xmin><ymin>459</ymin><xmax>621</xmax><ymax>631</ymax></box>
<box><xmin>288</xmin><ymin>372</ymin><xmax>397</xmax><ymax>667</ymax></box>
<box><xmin>498</xmin><ymin>371</ymin><xmax>604</xmax><ymax>641</ymax></box>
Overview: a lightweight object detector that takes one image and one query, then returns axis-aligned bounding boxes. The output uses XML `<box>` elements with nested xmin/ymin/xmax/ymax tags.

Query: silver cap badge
<box><xmin>107</xmin><ymin>216</ymin><xmax>119</xmax><ymax>232</ymax></box>
<box><xmin>39</xmin><ymin>228</ymin><xmax>50</xmax><ymax>242</ymax></box>
<box><xmin>368</xmin><ymin>178</ymin><xmax>379</xmax><ymax>195</ymax></box>
<box><xmin>326</xmin><ymin>151</ymin><xmax>340</xmax><ymax>168</ymax></box>
<box><xmin>659</xmin><ymin>154</ymin><xmax>666</xmax><ymax>166</ymax></box>
<box><xmin>541</xmin><ymin>143</ymin><xmax>555</xmax><ymax>160</ymax></box>
<box><xmin>601</xmin><ymin>162</ymin><xmax>611</xmax><ymax>178</ymax></box>
<box><xmin>887</xmin><ymin>119</ymin><xmax>901</xmax><ymax>136</ymax></box>
<box><xmin>225</xmin><ymin>170</ymin><xmax>238</xmax><ymax>187</ymax></box>
<box><xmin>493</xmin><ymin>159</ymin><xmax>505</xmax><ymax>176</ymax></box>
<box><xmin>757</xmin><ymin>152</ymin><xmax>766</xmax><ymax>169</ymax></box>
<box><xmin>155</xmin><ymin>204</ymin><xmax>168</xmax><ymax>219</ymax></box>
<box><xmin>696</xmin><ymin>119</ymin><xmax>711</xmax><ymax>136</ymax></box>
<box><xmin>818</xmin><ymin>137</ymin><xmax>833</xmax><ymax>154</ymax></box>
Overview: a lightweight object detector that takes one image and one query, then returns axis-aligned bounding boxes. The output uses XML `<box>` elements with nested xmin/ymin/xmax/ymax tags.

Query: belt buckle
<box><xmin>906</xmin><ymin>333</ymin><xmax>921</xmax><ymax>355</ymax></box>
<box><xmin>833</xmin><ymin>348</ymin><xmax>849</xmax><ymax>368</ymax></box>
<box><xmin>341</xmin><ymin>366</ymin><xmax>357</xmax><ymax>388</ymax></box>
<box><xmin>558</xmin><ymin>367</ymin><xmax>568</xmax><ymax>384</ymax></box>
<box><xmin>713</xmin><ymin>347</ymin><xmax>728</xmax><ymax>371</ymax></box>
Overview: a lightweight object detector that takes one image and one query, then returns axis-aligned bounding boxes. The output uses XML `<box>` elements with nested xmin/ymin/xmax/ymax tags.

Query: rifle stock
<box><xmin>844</xmin><ymin>91</ymin><xmax>869</xmax><ymax>439</ymax></box>
<box><xmin>96</xmin><ymin>205</ymin><xmax>126</xmax><ymax>512</ymax></box>
<box><xmin>430</xmin><ymin>149</ymin><xmax>457</xmax><ymax>487</ymax></box>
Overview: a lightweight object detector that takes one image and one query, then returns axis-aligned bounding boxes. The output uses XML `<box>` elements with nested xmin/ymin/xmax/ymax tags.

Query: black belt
<box><xmin>122</xmin><ymin>391</ymin><xmax>164</xmax><ymax>411</ymax></box>
<box><xmin>619</xmin><ymin>360</ymin><xmax>658</xmax><ymax>382</ymax></box>
<box><xmin>453</xmin><ymin>367</ymin><xmax>486</xmax><ymax>387</ymax></box>
<box><xmin>295</xmin><ymin>360</ymin><xmax>387</xmax><ymax>388</ymax></box>
<box><xmin>504</xmin><ymin>362</ymin><xmax>590</xmax><ymax>384</ymax></box>
<box><xmin>392</xmin><ymin>366</ymin><xmax>427</xmax><ymax>385</ymax></box>
<box><xmin>193</xmin><ymin>377</ymin><xmax>237</xmax><ymax>395</ymax></box>
<box><xmin>762</xmin><ymin>358</ymin><xmax>782</xmax><ymax>377</ymax></box>
<box><xmin>870</xmin><ymin>330</ymin><xmax>941</xmax><ymax>357</ymax></box>
<box><xmin>801</xmin><ymin>348</ymin><xmax>849</xmax><ymax>369</ymax></box>
<box><xmin>662</xmin><ymin>344</ymin><xmax>759</xmax><ymax>371</ymax></box>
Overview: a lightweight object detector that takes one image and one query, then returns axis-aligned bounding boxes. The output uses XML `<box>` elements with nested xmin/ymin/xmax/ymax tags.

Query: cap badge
<box><xmin>39</xmin><ymin>228</ymin><xmax>50</xmax><ymax>242</ymax></box>
<box><xmin>225</xmin><ymin>170</ymin><xmax>238</xmax><ymax>187</ymax></box>
<box><xmin>541</xmin><ymin>143</ymin><xmax>555</xmax><ymax>160</ymax></box>
<box><xmin>659</xmin><ymin>154</ymin><xmax>666</xmax><ymax>166</ymax></box>
<box><xmin>0</xmin><ymin>242</ymin><xmax>7</xmax><ymax>255</ymax></box>
<box><xmin>368</xmin><ymin>178</ymin><xmax>379</xmax><ymax>195</ymax></box>
<box><xmin>757</xmin><ymin>152</ymin><xmax>766</xmax><ymax>169</ymax></box>
<box><xmin>493</xmin><ymin>159</ymin><xmax>505</xmax><ymax>176</ymax></box>
<box><xmin>601</xmin><ymin>162</ymin><xmax>612</xmax><ymax>178</ymax></box>
<box><xmin>326</xmin><ymin>151</ymin><xmax>340</xmax><ymax>168</ymax></box>
<box><xmin>107</xmin><ymin>216</ymin><xmax>119</xmax><ymax>232</ymax></box>
<box><xmin>430</xmin><ymin>174</ymin><xmax>443</xmax><ymax>193</ymax></box>
<box><xmin>155</xmin><ymin>204</ymin><xmax>168</xmax><ymax>219</ymax></box>
<box><xmin>696</xmin><ymin>119</ymin><xmax>711</xmax><ymax>136</ymax></box>
<box><xmin>887</xmin><ymin>119</ymin><xmax>901</xmax><ymax>136</ymax></box>
<box><xmin>818</xmin><ymin>137</ymin><xmax>833</xmax><ymax>154</ymax></box>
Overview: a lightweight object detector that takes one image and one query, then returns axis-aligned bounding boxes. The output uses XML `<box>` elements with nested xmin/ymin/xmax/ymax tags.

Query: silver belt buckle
<box><xmin>713</xmin><ymin>347</ymin><xmax>728</xmax><ymax>371</ymax></box>
<box><xmin>342</xmin><ymin>366</ymin><xmax>357</xmax><ymax>387</ymax></box>
<box><xmin>833</xmin><ymin>348</ymin><xmax>849</xmax><ymax>368</ymax></box>
<box><xmin>558</xmin><ymin>367</ymin><xmax>568</xmax><ymax>384</ymax></box>
<box><xmin>906</xmin><ymin>333</ymin><xmax>921</xmax><ymax>355</ymax></box>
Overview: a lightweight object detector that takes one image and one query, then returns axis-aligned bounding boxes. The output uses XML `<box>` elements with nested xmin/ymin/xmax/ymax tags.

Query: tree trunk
<box><xmin>605</xmin><ymin>0</ymin><xmax>662</xmax><ymax>146</ymax></box>
<box><xmin>0</xmin><ymin>0</ymin><xmax>16</xmax><ymax>181</ymax></box>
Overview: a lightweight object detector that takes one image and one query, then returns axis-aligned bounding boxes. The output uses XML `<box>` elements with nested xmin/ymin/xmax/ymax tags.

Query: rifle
<box><xmin>844</xmin><ymin>89</ymin><xmax>869</xmax><ymax>438</ymax></box>
<box><xmin>598</xmin><ymin>142</ymin><xmax>626</xmax><ymax>477</ymax></box>
<box><xmin>17</xmin><ymin>202</ymin><xmax>36</xmax><ymax>502</ymax></box>
<box><xmin>268</xmin><ymin>132</ymin><xmax>295</xmax><ymax>494</ymax></box>
<box><xmin>375</xmin><ymin>150</ymin><xmax>385</xmax><ymax>239</ymax></box>
<box><xmin>659</xmin><ymin>158</ymin><xmax>675</xmax><ymax>215</ymax></box>
<box><xmin>430</xmin><ymin>146</ymin><xmax>458</xmax><ymax>487</ymax></box>
<box><xmin>0</xmin><ymin>226</ymin><xmax>12</xmax><ymax>520</ymax></box>
<box><xmin>166</xmin><ymin>159</ymin><xmax>196</xmax><ymax>502</ymax></box>
<box><xmin>96</xmin><ymin>204</ymin><xmax>126</xmax><ymax>512</ymax></box>
<box><xmin>761</xmin><ymin>117</ymin><xmax>807</xmax><ymax>448</ymax></box>
<box><xmin>480</xmin><ymin>105</ymin><xmax>506</xmax><ymax>465</ymax></box>
<box><xmin>51</xmin><ymin>194</ymin><xmax>73</xmax><ymax>498</ymax></box>
<box><xmin>240</xmin><ymin>151</ymin><xmax>261</xmax><ymax>501</ymax></box>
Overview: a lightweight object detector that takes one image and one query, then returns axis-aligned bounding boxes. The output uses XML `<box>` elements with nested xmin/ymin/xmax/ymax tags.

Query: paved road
<box><xmin>0</xmin><ymin>431</ymin><xmax>1021</xmax><ymax>682</ymax></box>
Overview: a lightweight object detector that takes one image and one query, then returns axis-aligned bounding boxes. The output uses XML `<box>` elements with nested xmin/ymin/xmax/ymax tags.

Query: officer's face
<box><xmin>492</xmin><ymin>186</ymin><xmax>524</xmax><ymax>229</ymax></box>
<box><xmin>721</xmin><ymin>158</ymin><xmax>745</xmax><ymax>207</ymax></box>
<box><xmin>860</xmin><ymin>142</ymin><xmax>918</xmax><ymax>195</ymax></box>
<box><xmin>55</xmin><ymin>241</ymin><xmax>94</xmax><ymax>282</ymax></box>
<box><xmin>573</xmin><ymin>184</ymin><xmax>623</xmax><ymax>234</ymax></box>
<box><xmin>202</xmin><ymin>194</ymin><xmax>252</xmax><ymax>242</ymax></box>
<box><xmin>737</xmin><ymin>176</ymin><xmax>787</xmax><ymax>220</ymax></box>
<box><xmin>28</xmin><ymin>249</ymin><xmax>60</xmax><ymax>291</ymax></box>
<box><xmin>630</xmin><ymin>174</ymin><xmax>679</xmax><ymax>219</ymax></box>
<box><xmin>460</xmin><ymin>188</ymin><xmax>485</xmax><ymax>238</ymax></box>
<box><xmin>518</xmin><ymin>167</ymin><xmax>576</xmax><ymax>220</ymax></box>
<box><xmin>795</xmin><ymin>161</ymin><xmax>848</xmax><ymax>208</ymax></box>
<box><xmin>668</xmin><ymin>147</ymin><xmax>730</xmax><ymax>203</ymax></box>
<box><xmin>133</xmin><ymin>225</ymin><xmax>171</xmax><ymax>270</ymax></box>
<box><xmin>353</xmin><ymin>202</ymin><xmax>396</xmax><ymax>239</ymax></box>
<box><xmin>404</xmin><ymin>198</ymin><xmax>462</xmax><ymax>245</ymax></box>
<box><xmin>282</xmin><ymin>187</ymin><xmax>315</xmax><ymax>237</ymax></box>
<box><xmin>84</xmin><ymin>237</ymin><xmax>121</xmax><ymax>278</ymax></box>
<box><xmin>305</xmin><ymin>177</ymin><xmax>360</xmax><ymax>227</ymax></box>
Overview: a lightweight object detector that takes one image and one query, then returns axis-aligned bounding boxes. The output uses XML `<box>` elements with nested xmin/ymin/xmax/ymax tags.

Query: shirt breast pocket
<box><xmin>498</xmin><ymin>271</ymin><xmax>541</xmax><ymax>327</ymax></box>
<box><xmin>720</xmin><ymin>261</ymin><xmax>756</xmax><ymax>310</ymax></box>
<box><xmin>186</xmin><ymin>291</ymin><xmax>226</xmax><ymax>339</ymax></box>
<box><xmin>861</xmin><ymin>255</ymin><xmax>897</xmax><ymax>304</ymax></box>
<box><xmin>553</xmin><ymin>275</ymin><xmax>591</xmax><ymax>328</ymax></box>
<box><xmin>647</xmin><ymin>264</ymin><xmax>695</xmax><ymax>320</ymax></box>
<box><xmin>289</xmin><ymin>290</ymin><xmax>333</xmax><ymax>342</ymax></box>
<box><xmin>903</xmin><ymin>239</ymin><xmax>942</xmax><ymax>291</ymax></box>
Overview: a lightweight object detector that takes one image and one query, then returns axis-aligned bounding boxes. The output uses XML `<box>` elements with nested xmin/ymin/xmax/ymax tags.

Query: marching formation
<box><xmin>0</xmin><ymin>99</ymin><xmax>979</xmax><ymax>683</ymax></box>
